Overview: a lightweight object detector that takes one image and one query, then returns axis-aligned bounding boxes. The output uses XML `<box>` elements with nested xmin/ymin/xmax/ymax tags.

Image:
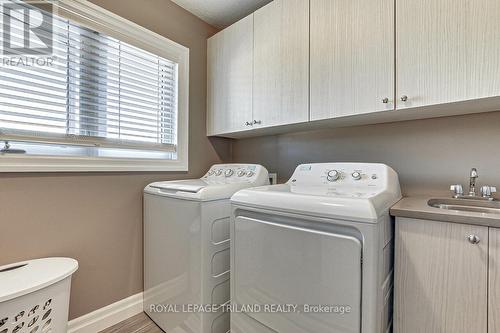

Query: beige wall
<box><xmin>0</xmin><ymin>0</ymin><xmax>230</xmax><ymax>319</ymax></box>
<box><xmin>232</xmin><ymin>111</ymin><xmax>500</xmax><ymax>196</ymax></box>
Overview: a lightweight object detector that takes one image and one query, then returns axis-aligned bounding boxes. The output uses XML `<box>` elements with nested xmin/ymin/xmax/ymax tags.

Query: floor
<box><xmin>99</xmin><ymin>313</ymin><xmax>163</xmax><ymax>333</ymax></box>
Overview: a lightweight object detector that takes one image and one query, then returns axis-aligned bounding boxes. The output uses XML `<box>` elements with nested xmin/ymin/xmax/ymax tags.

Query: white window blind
<box><xmin>0</xmin><ymin>2</ymin><xmax>178</xmax><ymax>153</ymax></box>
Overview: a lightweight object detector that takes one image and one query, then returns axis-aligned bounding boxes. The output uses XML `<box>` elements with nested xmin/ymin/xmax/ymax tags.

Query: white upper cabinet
<box><xmin>207</xmin><ymin>15</ymin><xmax>253</xmax><ymax>136</ymax></box>
<box><xmin>310</xmin><ymin>0</ymin><xmax>394</xmax><ymax>120</ymax></box>
<box><xmin>252</xmin><ymin>0</ymin><xmax>309</xmax><ymax>128</ymax></box>
<box><xmin>396</xmin><ymin>0</ymin><xmax>500</xmax><ymax>109</ymax></box>
<box><xmin>207</xmin><ymin>0</ymin><xmax>500</xmax><ymax>137</ymax></box>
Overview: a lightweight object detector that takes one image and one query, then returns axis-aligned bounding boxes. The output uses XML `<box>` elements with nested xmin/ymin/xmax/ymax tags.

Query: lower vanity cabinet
<box><xmin>489</xmin><ymin>228</ymin><xmax>500</xmax><ymax>332</ymax></box>
<box><xmin>394</xmin><ymin>217</ymin><xmax>488</xmax><ymax>333</ymax></box>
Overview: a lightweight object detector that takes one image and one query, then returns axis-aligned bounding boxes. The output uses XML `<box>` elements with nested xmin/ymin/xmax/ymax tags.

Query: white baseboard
<box><xmin>67</xmin><ymin>292</ymin><xmax>143</xmax><ymax>333</ymax></box>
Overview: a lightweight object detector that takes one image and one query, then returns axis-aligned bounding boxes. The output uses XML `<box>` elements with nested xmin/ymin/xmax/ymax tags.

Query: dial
<box><xmin>224</xmin><ymin>169</ymin><xmax>234</xmax><ymax>177</ymax></box>
<box><xmin>237</xmin><ymin>170</ymin><xmax>246</xmax><ymax>177</ymax></box>
<box><xmin>207</xmin><ymin>170</ymin><xmax>214</xmax><ymax>176</ymax></box>
<box><xmin>246</xmin><ymin>171</ymin><xmax>255</xmax><ymax>177</ymax></box>
<box><xmin>352</xmin><ymin>172</ymin><xmax>362</xmax><ymax>180</ymax></box>
<box><xmin>327</xmin><ymin>170</ymin><xmax>340</xmax><ymax>182</ymax></box>
<box><xmin>214</xmin><ymin>169</ymin><xmax>222</xmax><ymax>176</ymax></box>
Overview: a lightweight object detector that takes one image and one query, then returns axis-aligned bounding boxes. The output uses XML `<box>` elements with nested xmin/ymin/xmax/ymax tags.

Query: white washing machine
<box><xmin>230</xmin><ymin>163</ymin><xmax>401</xmax><ymax>333</ymax></box>
<box><xmin>144</xmin><ymin>164</ymin><xmax>269</xmax><ymax>333</ymax></box>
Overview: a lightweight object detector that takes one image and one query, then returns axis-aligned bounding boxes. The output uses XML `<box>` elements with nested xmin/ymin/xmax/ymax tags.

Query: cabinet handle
<box><xmin>253</xmin><ymin>120</ymin><xmax>262</xmax><ymax>125</ymax></box>
<box><xmin>245</xmin><ymin>121</ymin><xmax>253</xmax><ymax>126</ymax></box>
<box><xmin>467</xmin><ymin>234</ymin><xmax>480</xmax><ymax>244</ymax></box>
<box><xmin>400</xmin><ymin>95</ymin><xmax>408</xmax><ymax>102</ymax></box>
<box><xmin>382</xmin><ymin>98</ymin><xmax>389</xmax><ymax>104</ymax></box>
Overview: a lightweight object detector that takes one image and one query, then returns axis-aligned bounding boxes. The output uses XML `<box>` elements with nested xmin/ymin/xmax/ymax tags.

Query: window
<box><xmin>0</xmin><ymin>0</ymin><xmax>189</xmax><ymax>171</ymax></box>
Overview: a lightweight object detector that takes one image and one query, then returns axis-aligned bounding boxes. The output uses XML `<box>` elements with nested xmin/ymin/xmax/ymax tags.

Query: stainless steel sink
<box><xmin>428</xmin><ymin>198</ymin><xmax>500</xmax><ymax>215</ymax></box>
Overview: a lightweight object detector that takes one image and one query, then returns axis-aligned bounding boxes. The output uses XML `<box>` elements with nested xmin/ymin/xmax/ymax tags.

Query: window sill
<box><xmin>0</xmin><ymin>155</ymin><xmax>188</xmax><ymax>172</ymax></box>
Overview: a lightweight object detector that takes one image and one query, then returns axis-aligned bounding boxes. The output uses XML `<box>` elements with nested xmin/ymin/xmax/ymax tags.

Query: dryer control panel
<box><xmin>288</xmin><ymin>163</ymin><xmax>400</xmax><ymax>198</ymax></box>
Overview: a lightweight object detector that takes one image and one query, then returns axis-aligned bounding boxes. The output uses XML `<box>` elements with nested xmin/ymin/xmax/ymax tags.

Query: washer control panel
<box><xmin>203</xmin><ymin>164</ymin><xmax>267</xmax><ymax>184</ymax></box>
<box><xmin>288</xmin><ymin>163</ymin><xmax>399</xmax><ymax>198</ymax></box>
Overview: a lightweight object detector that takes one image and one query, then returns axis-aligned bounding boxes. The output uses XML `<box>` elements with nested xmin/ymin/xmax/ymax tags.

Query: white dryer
<box><xmin>230</xmin><ymin>163</ymin><xmax>401</xmax><ymax>333</ymax></box>
<box><xmin>144</xmin><ymin>164</ymin><xmax>269</xmax><ymax>333</ymax></box>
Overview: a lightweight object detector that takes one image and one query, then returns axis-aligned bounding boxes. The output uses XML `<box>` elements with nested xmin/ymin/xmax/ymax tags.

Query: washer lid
<box><xmin>0</xmin><ymin>257</ymin><xmax>78</xmax><ymax>303</ymax></box>
<box><xmin>149</xmin><ymin>179</ymin><xmax>208</xmax><ymax>193</ymax></box>
<box><xmin>144</xmin><ymin>164</ymin><xmax>270</xmax><ymax>201</ymax></box>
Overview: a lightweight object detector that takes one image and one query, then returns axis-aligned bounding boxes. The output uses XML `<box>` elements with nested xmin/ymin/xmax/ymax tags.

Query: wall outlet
<box><xmin>269</xmin><ymin>173</ymin><xmax>278</xmax><ymax>185</ymax></box>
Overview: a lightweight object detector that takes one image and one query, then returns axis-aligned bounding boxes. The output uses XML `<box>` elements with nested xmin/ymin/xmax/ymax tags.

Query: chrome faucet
<box><xmin>450</xmin><ymin>168</ymin><xmax>497</xmax><ymax>201</ymax></box>
<box><xmin>469</xmin><ymin>168</ymin><xmax>478</xmax><ymax>196</ymax></box>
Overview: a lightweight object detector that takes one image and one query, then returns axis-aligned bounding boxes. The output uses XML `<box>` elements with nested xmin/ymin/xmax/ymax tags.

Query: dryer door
<box><xmin>233</xmin><ymin>216</ymin><xmax>362</xmax><ymax>333</ymax></box>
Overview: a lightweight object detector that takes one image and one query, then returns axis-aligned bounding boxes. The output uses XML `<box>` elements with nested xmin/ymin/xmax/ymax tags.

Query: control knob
<box><xmin>327</xmin><ymin>170</ymin><xmax>340</xmax><ymax>182</ymax></box>
<box><xmin>225</xmin><ymin>169</ymin><xmax>234</xmax><ymax>177</ymax></box>
<box><xmin>352</xmin><ymin>172</ymin><xmax>362</xmax><ymax>180</ymax></box>
<box><xmin>237</xmin><ymin>170</ymin><xmax>246</xmax><ymax>177</ymax></box>
<box><xmin>246</xmin><ymin>171</ymin><xmax>255</xmax><ymax>177</ymax></box>
<box><xmin>214</xmin><ymin>169</ymin><xmax>222</xmax><ymax>176</ymax></box>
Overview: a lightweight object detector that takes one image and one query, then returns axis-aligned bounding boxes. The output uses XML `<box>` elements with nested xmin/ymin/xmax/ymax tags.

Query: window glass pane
<box><xmin>0</xmin><ymin>0</ymin><xmax>179</xmax><ymax>151</ymax></box>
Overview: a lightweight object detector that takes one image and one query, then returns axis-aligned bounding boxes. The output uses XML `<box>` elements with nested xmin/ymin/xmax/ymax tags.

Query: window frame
<box><xmin>0</xmin><ymin>0</ymin><xmax>189</xmax><ymax>172</ymax></box>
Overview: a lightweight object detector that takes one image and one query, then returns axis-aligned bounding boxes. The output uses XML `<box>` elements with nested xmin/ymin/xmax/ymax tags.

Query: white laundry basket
<box><xmin>0</xmin><ymin>258</ymin><xmax>78</xmax><ymax>333</ymax></box>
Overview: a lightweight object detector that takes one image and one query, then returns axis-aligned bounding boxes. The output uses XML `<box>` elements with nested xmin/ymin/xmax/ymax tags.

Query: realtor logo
<box><xmin>2</xmin><ymin>0</ymin><xmax>53</xmax><ymax>55</ymax></box>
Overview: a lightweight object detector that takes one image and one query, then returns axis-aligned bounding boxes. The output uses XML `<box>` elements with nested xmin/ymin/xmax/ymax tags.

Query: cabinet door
<box><xmin>207</xmin><ymin>15</ymin><xmax>253</xmax><ymax>135</ymax></box>
<box><xmin>395</xmin><ymin>218</ymin><xmax>488</xmax><ymax>333</ymax></box>
<box><xmin>252</xmin><ymin>0</ymin><xmax>309</xmax><ymax>128</ymax></box>
<box><xmin>310</xmin><ymin>0</ymin><xmax>394</xmax><ymax>120</ymax></box>
<box><xmin>396</xmin><ymin>0</ymin><xmax>500</xmax><ymax>109</ymax></box>
<box><xmin>489</xmin><ymin>228</ymin><xmax>500</xmax><ymax>332</ymax></box>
